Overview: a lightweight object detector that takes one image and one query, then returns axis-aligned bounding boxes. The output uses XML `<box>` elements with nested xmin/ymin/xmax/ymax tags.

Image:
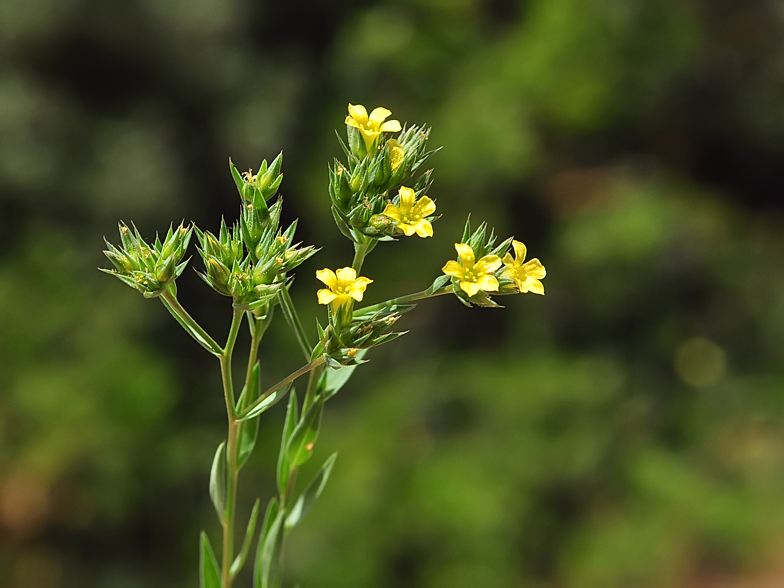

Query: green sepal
<box><xmin>347</xmin><ymin>125</ymin><xmax>367</xmax><ymax>159</ymax></box>
<box><xmin>230</xmin><ymin>158</ymin><xmax>247</xmax><ymax>199</ymax></box>
<box><xmin>277</xmin><ymin>392</ymin><xmax>298</xmax><ymax>496</ymax></box>
<box><xmin>209</xmin><ymin>441</ymin><xmax>227</xmax><ymax>523</ymax></box>
<box><xmin>489</xmin><ymin>235</ymin><xmax>513</xmax><ymax>259</ymax></box>
<box><xmin>286</xmin><ymin>394</ymin><xmax>324</xmax><ymax>467</ymax></box>
<box><xmin>286</xmin><ymin>452</ymin><xmax>337</xmax><ymax>530</ymax></box>
<box><xmin>200</xmin><ymin>531</ymin><xmax>222</xmax><ymax>588</ymax></box>
<box><xmin>237</xmin><ymin>362</ymin><xmax>261</xmax><ymax>469</ymax></box>
<box><xmin>230</xmin><ymin>498</ymin><xmax>261</xmax><ymax>578</ymax></box>
<box><xmin>331</xmin><ymin>205</ymin><xmax>356</xmax><ymax>242</ymax></box>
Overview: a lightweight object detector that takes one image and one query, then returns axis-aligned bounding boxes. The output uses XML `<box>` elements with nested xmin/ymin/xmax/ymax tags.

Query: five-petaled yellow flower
<box><xmin>382</xmin><ymin>186</ymin><xmax>436</xmax><ymax>238</ymax></box>
<box><xmin>442</xmin><ymin>243</ymin><xmax>502</xmax><ymax>297</ymax></box>
<box><xmin>502</xmin><ymin>240</ymin><xmax>546</xmax><ymax>295</ymax></box>
<box><xmin>345</xmin><ymin>104</ymin><xmax>402</xmax><ymax>151</ymax></box>
<box><xmin>316</xmin><ymin>267</ymin><xmax>373</xmax><ymax>308</ymax></box>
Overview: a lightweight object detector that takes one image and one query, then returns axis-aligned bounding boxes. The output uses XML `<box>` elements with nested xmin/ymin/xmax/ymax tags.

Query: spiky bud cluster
<box><xmin>329</xmin><ymin>124</ymin><xmax>437</xmax><ymax>243</ymax></box>
<box><xmin>195</xmin><ymin>168</ymin><xmax>318</xmax><ymax>312</ymax></box>
<box><xmin>314</xmin><ymin>303</ymin><xmax>412</xmax><ymax>367</ymax></box>
<box><xmin>102</xmin><ymin>222</ymin><xmax>192</xmax><ymax>297</ymax></box>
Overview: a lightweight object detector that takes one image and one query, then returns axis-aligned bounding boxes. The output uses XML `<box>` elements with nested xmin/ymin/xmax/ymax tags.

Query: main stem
<box><xmin>221</xmin><ymin>308</ymin><xmax>244</xmax><ymax>588</ymax></box>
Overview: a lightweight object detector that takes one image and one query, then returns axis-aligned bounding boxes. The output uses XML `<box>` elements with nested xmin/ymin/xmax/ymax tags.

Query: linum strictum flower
<box><xmin>345</xmin><ymin>104</ymin><xmax>402</xmax><ymax>152</ymax></box>
<box><xmin>316</xmin><ymin>267</ymin><xmax>373</xmax><ymax>308</ymax></box>
<box><xmin>442</xmin><ymin>243</ymin><xmax>502</xmax><ymax>297</ymax></box>
<box><xmin>502</xmin><ymin>240</ymin><xmax>546</xmax><ymax>295</ymax></box>
<box><xmin>382</xmin><ymin>186</ymin><xmax>436</xmax><ymax>238</ymax></box>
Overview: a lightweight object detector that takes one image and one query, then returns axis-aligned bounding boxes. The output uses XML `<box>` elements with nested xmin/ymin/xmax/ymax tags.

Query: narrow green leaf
<box><xmin>209</xmin><ymin>441</ymin><xmax>227</xmax><ymax>523</ymax></box>
<box><xmin>286</xmin><ymin>395</ymin><xmax>323</xmax><ymax>467</ymax></box>
<box><xmin>200</xmin><ymin>531</ymin><xmax>222</xmax><ymax>588</ymax></box>
<box><xmin>277</xmin><ymin>392</ymin><xmax>298</xmax><ymax>495</ymax></box>
<box><xmin>286</xmin><ymin>453</ymin><xmax>337</xmax><ymax>530</ymax></box>
<box><xmin>230</xmin><ymin>498</ymin><xmax>261</xmax><ymax>578</ymax></box>
<box><xmin>237</xmin><ymin>364</ymin><xmax>261</xmax><ymax>470</ymax></box>
<box><xmin>320</xmin><ymin>352</ymin><xmax>366</xmax><ymax>400</ymax></box>
<box><xmin>240</xmin><ymin>383</ymin><xmax>292</xmax><ymax>421</ymax></box>
<box><xmin>160</xmin><ymin>296</ymin><xmax>222</xmax><ymax>356</ymax></box>
<box><xmin>425</xmin><ymin>274</ymin><xmax>450</xmax><ymax>296</ymax></box>
<box><xmin>254</xmin><ymin>508</ymin><xmax>284</xmax><ymax>588</ymax></box>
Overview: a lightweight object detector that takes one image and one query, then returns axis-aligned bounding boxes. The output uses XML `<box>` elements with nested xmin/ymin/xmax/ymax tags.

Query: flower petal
<box><xmin>460</xmin><ymin>280</ymin><xmax>482</xmax><ymax>297</ymax></box>
<box><xmin>398</xmin><ymin>186</ymin><xmax>416</xmax><ymax>210</ymax></box>
<box><xmin>345</xmin><ymin>116</ymin><xmax>361</xmax><ymax>128</ymax></box>
<box><xmin>368</xmin><ymin>107</ymin><xmax>392</xmax><ymax>125</ymax></box>
<box><xmin>316</xmin><ymin>268</ymin><xmax>337</xmax><ymax>288</ymax></box>
<box><xmin>348</xmin><ymin>103</ymin><xmax>368</xmax><ymax>123</ymax></box>
<box><xmin>348</xmin><ymin>278</ymin><xmax>372</xmax><ymax>301</ymax></box>
<box><xmin>400</xmin><ymin>222</ymin><xmax>416</xmax><ymax>236</ymax></box>
<box><xmin>442</xmin><ymin>260</ymin><xmax>464</xmax><ymax>278</ymax></box>
<box><xmin>412</xmin><ymin>196</ymin><xmax>436</xmax><ymax>218</ymax></box>
<box><xmin>476</xmin><ymin>274</ymin><xmax>499</xmax><ymax>292</ymax></box>
<box><xmin>336</xmin><ymin>267</ymin><xmax>357</xmax><ymax>283</ymax></box>
<box><xmin>317</xmin><ymin>289</ymin><xmax>337</xmax><ymax>305</ymax></box>
<box><xmin>380</xmin><ymin>120</ymin><xmax>402</xmax><ymax>133</ymax></box>
<box><xmin>382</xmin><ymin>204</ymin><xmax>402</xmax><ymax>222</ymax></box>
<box><xmin>454</xmin><ymin>243</ymin><xmax>475</xmax><ymax>267</ymax></box>
<box><xmin>353</xmin><ymin>276</ymin><xmax>373</xmax><ymax>289</ymax></box>
<box><xmin>413</xmin><ymin>219</ymin><xmax>433</xmax><ymax>238</ymax></box>
<box><xmin>474</xmin><ymin>254</ymin><xmax>502</xmax><ymax>274</ymax></box>
<box><xmin>511</xmin><ymin>240</ymin><xmax>527</xmax><ymax>263</ymax></box>
<box><xmin>502</xmin><ymin>252</ymin><xmax>515</xmax><ymax>266</ymax></box>
<box><xmin>528</xmin><ymin>278</ymin><xmax>545</xmax><ymax>295</ymax></box>
<box><xmin>522</xmin><ymin>258</ymin><xmax>546</xmax><ymax>279</ymax></box>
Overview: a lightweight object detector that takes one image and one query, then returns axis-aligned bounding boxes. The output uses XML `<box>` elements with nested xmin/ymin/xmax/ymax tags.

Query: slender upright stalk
<box><xmin>220</xmin><ymin>308</ymin><xmax>244</xmax><ymax>588</ymax></box>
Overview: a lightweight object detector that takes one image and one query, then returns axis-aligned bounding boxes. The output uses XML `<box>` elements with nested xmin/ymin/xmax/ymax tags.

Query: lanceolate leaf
<box><xmin>286</xmin><ymin>395</ymin><xmax>323</xmax><ymax>467</ymax></box>
<box><xmin>240</xmin><ymin>382</ymin><xmax>293</xmax><ymax>421</ymax></box>
<box><xmin>254</xmin><ymin>508</ymin><xmax>285</xmax><ymax>588</ymax></box>
<box><xmin>286</xmin><ymin>453</ymin><xmax>337</xmax><ymax>530</ymax></box>
<box><xmin>237</xmin><ymin>363</ymin><xmax>261</xmax><ymax>469</ymax></box>
<box><xmin>209</xmin><ymin>441</ymin><xmax>227</xmax><ymax>523</ymax></box>
<box><xmin>200</xmin><ymin>531</ymin><xmax>222</xmax><ymax>588</ymax></box>
<box><xmin>320</xmin><ymin>351</ymin><xmax>366</xmax><ymax>400</ymax></box>
<box><xmin>230</xmin><ymin>498</ymin><xmax>261</xmax><ymax>578</ymax></box>
<box><xmin>277</xmin><ymin>392</ymin><xmax>298</xmax><ymax>496</ymax></box>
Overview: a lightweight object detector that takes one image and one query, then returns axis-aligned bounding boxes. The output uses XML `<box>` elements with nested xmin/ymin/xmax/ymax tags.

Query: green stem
<box><xmin>220</xmin><ymin>307</ymin><xmax>244</xmax><ymax>588</ymax></box>
<box><xmin>351</xmin><ymin>240</ymin><xmax>375</xmax><ymax>274</ymax></box>
<box><xmin>239</xmin><ymin>356</ymin><xmax>327</xmax><ymax>420</ymax></box>
<box><xmin>302</xmin><ymin>362</ymin><xmax>325</xmax><ymax>414</ymax></box>
<box><xmin>278</xmin><ymin>285</ymin><xmax>312</xmax><ymax>361</ymax></box>
<box><xmin>161</xmin><ymin>290</ymin><xmax>223</xmax><ymax>355</ymax></box>
<box><xmin>241</xmin><ymin>313</ymin><xmax>263</xmax><ymax>412</ymax></box>
<box><xmin>355</xmin><ymin>288</ymin><xmax>450</xmax><ymax>316</ymax></box>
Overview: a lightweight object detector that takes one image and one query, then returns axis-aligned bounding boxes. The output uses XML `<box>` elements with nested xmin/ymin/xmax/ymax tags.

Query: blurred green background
<box><xmin>2</xmin><ymin>0</ymin><xmax>784</xmax><ymax>586</ymax></box>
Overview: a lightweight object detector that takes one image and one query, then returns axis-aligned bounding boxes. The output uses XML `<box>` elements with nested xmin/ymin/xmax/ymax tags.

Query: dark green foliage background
<box><xmin>2</xmin><ymin>0</ymin><xmax>784</xmax><ymax>586</ymax></box>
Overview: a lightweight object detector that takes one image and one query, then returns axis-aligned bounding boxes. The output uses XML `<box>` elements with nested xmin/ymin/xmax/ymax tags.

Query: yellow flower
<box><xmin>442</xmin><ymin>243</ymin><xmax>502</xmax><ymax>297</ymax></box>
<box><xmin>387</xmin><ymin>139</ymin><xmax>405</xmax><ymax>171</ymax></box>
<box><xmin>345</xmin><ymin>103</ymin><xmax>402</xmax><ymax>151</ymax></box>
<box><xmin>382</xmin><ymin>187</ymin><xmax>436</xmax><ymax>238</ymax></box>
<box><xmin>316</xmin><ymin>267</ymin><xmax>373</xmax><ymax>307</ymax></box>
<box><xmin>502</xmin><ymin>240</ymin><xmax>546</xmax><ymax>295</ymax></box>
